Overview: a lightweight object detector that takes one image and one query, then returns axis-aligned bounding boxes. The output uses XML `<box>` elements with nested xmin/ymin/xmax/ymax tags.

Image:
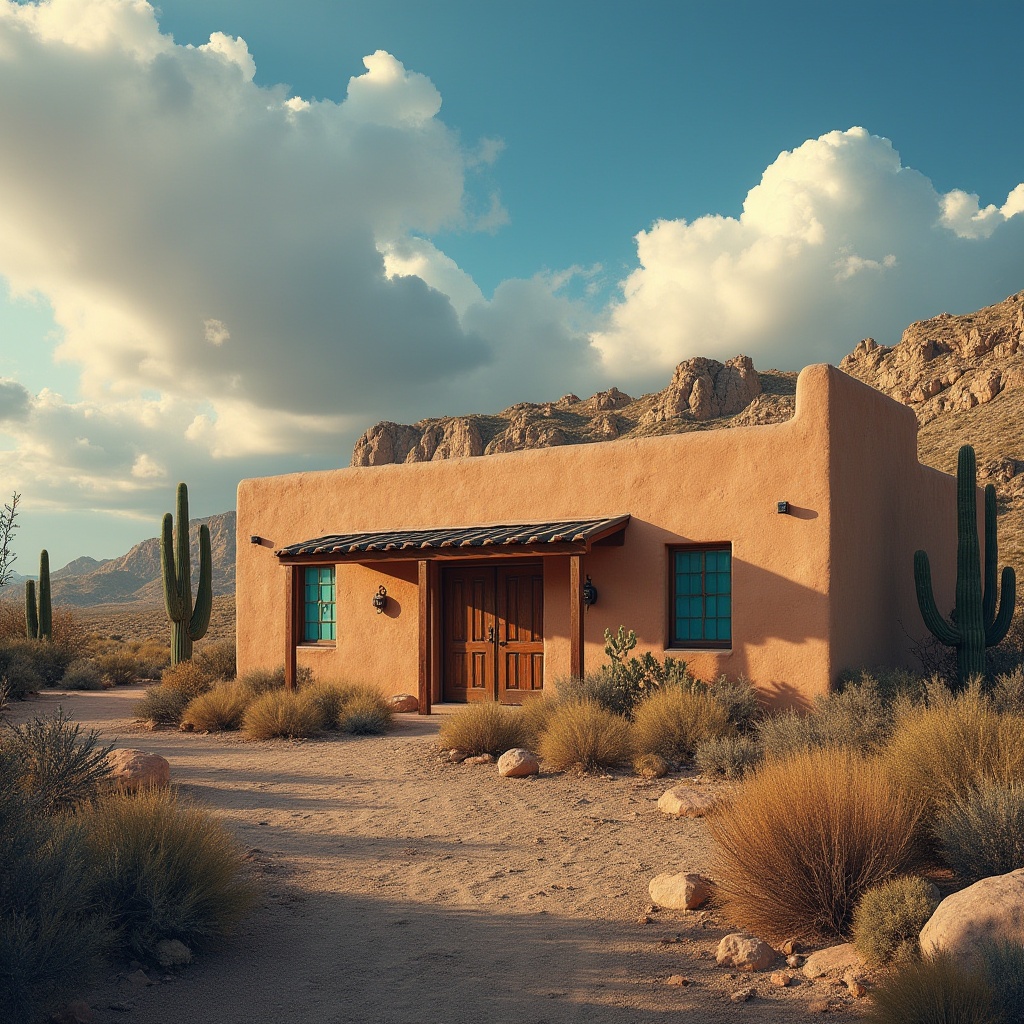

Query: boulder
<box><xmin>389</xmin><ymin>693</ymin><xmax>419</xmax><ymax>713</ymax></box>
<box><xmin>105</xmin><ymin>749</ymin><xmax>170</xmax><ymax>792</ymax></box>
<box><xmin>648</xmin><ymin>871</ymin><xmax>711</xmax><ymax>911</ymax></box>
<box><xmin>920</xmin><ymin>867</ymin><xmax>1024</xmax><ymax>965</ymax></box>
<box><xmin>154</xmin><ymin>939</ymin><xmax>192</xmax><ymax>968</ymax></box>
<box><xmin>657</xmin><ymin>786</ymin><xmax>718</xmax><ymax>818</ymax></box>
<box><xmin>497</xmin><ymin>748</ymin><xmax>540</xmax><ymax>778</ymax></box>
<box><xmin>716</xmin><ymin>933</ymin><xmax>776</xmax><ymax>971</ymax></box>
<box><xmin>801</xmin><ymin>943</ymin><xmax>864</xmax><ymax>979</ymax></box>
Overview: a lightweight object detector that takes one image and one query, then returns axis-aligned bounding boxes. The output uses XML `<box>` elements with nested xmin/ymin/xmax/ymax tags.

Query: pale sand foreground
<box><xmin>9</xmin><ymin>689</ymin><xmax>867</xmax><ymax>1023</ymax></box>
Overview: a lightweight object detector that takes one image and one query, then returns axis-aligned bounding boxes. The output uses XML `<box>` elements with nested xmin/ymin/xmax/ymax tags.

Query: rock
<box><xmin>464</xmin><ymin>753</ymin><xmax>496</xmax><ymax>765</ymax></box>
<box><xmin>643</xmin><ymin>354</ymin><xmax>762</xmax><ymax>425</ymax></box>
<box><xmin>447</xmin><ymin>748</ymin><xmax>469</xmax><ymax>763</ymax></box>
<box><xmin>637</xmin><ymin>914</ymin><xmax>652</xmax><ymax>924</ymax></box>
<box><xmin>153</xmin><ymin>939</ymin><xmax>192</xmax><ymax>969</ymax></box>
<box><xmin>770</xmin><ymin>971</ymin><xmax>793</xmax><ymax>987</ymax></box>
<box><xmin>178</xmin><ymin>720</ymin><xmax>194</xmax><ymax>732</ymax></box>
<box><xmin>657</xmin><ymin>786</ymin><xmax>719</xmax><ymax>818</ymax></box>
<box><xmin>389</xmin><ymin>693</ymin><xmax>419</xmax><ymax>713</ymax></box>
<box><xmin>648</xmin><ymin>871</ymin><xmax>712</xmax><ymax>911</ymax></box>
<box><xmin>635</xmin><ymin>753</ymin><xmax>669</xmax><ymax>779</ymax></box>
<box><xmin>844</xmin><ymin>970</ymin><xmax>867</xmax><ymax>998</ymax></box>
<box><xmin>786</xmin><ymin>954</ymin><xmax>804</xmax><ymax>968</ymax></box>
<box><xmin>497</xmin><ymin>748</ymin><xmax>540</xmax><ymax>777</ymax></box>
<box><xmin>781</xmin><ymin>938</ymin><xmax>802</xmax><ymax>955</ymax></box>
<box><xmin>51</xmin><ymin>1000</ymin><xmax>95</xmax><ymax>1024</ymax></box>
<box><xmin>808</xmin><ymin>999</ymin><xmax>831</xmax><ymax>1013</ymax></box>
<box><xmin>351</xmin><ymin>421</ymin><xmax>422</xmax><ymax>466</ymax></box>
<box><xmin>802</xmin><ymin>943</ymin><xmax>864</xmax><ymax>979</ymax></box>
<box><xmin>105</xmin><ymin>749</ymin><xmax>170</xmax><ymax>792</ymax></box>
<box><xmin>920</xmin><ymin>867</ymin><xmax>1024</xmax><ymax>966</ymax></box>
<box><xmin>125</xmin><ymin>968</ymin><xmax>154</xmax><ymax>990</ymax></box>
<box><xmin>730</xmin><ymin>986</ymin><xmax>756</xmax><ymax>1003</ymax></box>
<box><xmin>665</xmin><ymin>974</ymin><xmax>689</xmax><ymax>987</ymax></box>
<box><xmin>716</xmin><ymin>933</ymin><xmax>776</xmax><ymax>971</ymax></box>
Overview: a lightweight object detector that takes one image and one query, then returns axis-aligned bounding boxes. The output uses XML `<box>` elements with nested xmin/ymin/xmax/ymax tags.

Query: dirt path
<box><xmin>9</xmin><ymin>690</ymin><xmax>866</xmax><ymax>1023</ymax></box>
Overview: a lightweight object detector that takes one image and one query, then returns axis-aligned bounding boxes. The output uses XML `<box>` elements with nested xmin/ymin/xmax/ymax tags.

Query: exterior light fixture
<box><xmin>372</xmin><ymin>585</ymin><xmax>388</xmax><ymax>614</ymax></box>
<box><xmin>582</xmin><ymin>575</ymin><xmax>598</xmax><ymax>607</ymax></box>
<box><xmin>250</xmin><ymin>535</ymin><xmax>262</xmax><ymax>544</ymax></box>
<box><xmin>777</xmin><ymin>501</ymin><xmax>789</xmax><ymax>515</ymax></box>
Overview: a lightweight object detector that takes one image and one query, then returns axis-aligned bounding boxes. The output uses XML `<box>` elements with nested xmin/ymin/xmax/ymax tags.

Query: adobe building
<box><xmin>236</xmin><ymin>363</ymin><xmax>963</xmax><ymax>711</ymax></box>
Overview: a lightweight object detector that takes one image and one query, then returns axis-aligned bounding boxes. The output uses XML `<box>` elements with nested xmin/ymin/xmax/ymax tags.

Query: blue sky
<box><xmin>0</xmin><ymin>0</ymin><xmax>1022</xmax><ymax>571</ymax></box>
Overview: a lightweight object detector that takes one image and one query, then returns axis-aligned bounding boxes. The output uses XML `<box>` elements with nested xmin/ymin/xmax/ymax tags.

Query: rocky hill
<box><xmin>46</xmin><ymin>512</ymin><xmax>236</xmax><ymax>607</ymax></box>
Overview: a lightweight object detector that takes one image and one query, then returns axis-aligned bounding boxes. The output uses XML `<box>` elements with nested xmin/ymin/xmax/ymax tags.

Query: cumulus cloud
<box><xmin>0</xmin><ymin>378</ymin><xmax>30</xmax><ymax>421</ymax></box>
<box><xmin>593</xmin><ymin>128</ymin><xmax>1024</xmax><ymax>379</ymax></box>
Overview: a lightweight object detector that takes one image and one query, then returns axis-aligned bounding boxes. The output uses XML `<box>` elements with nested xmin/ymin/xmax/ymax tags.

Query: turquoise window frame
<box><xmin>302</xmin><ymin>566</ymin><xmax>336</xmax><ymax>643</ymax></box>
<box><xmin>668</xmin><ymin>544</ymin><xmax>732</xmax><ymax>649</ymax></box>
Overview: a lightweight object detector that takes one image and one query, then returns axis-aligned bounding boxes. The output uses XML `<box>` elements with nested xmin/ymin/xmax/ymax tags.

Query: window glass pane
<box><xmin>670</xmin><ymin>546</ymin><xmax>731</xmax><ymax>646</ymax></box>
<box><xmin>302</xmin><ymin>567</ymin><xmax>337</xmax><ymax>642</ymax></box>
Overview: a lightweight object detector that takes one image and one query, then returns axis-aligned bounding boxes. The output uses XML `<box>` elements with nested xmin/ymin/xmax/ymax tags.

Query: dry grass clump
<box><xmin>863</xmin><ymin>951</ymin><xmax>999</xmax><ymax>1024</ymax></box>
<box><xmin>438</xmin><ymin>701</ymin><xmax>531</xmax><ymax>756</ymax></box>
<box><xmin>633</xmin><ymin>752</ymin><xmax>669</xmax><ymax>778</ymax></box>
<box><xmin>694</xmin><ymin>734</ymin><xmax>763</xmax><ymax>778</ymax></box>
<box><xmin>852</xmin><ymin>875</ymin><xmax>939</xmax><ymax>967</ymax></box>
<box><xmin>935</xmin><ymin>782</ymin><xmax>1024</xmax><ymax>882</ymax></box>
<box><xmin>182</xmin><ymin>683</ymin><xmax>252</xmax><ymax>732</ymax></box>
<box><xmin>133</xmin><ymin>684</ymin><xmax>192</xmax><ymax>726</ymax></box>
<box><xmin>337</xmin><ymin>687</ymin><xmax>392</xmax><ymax>735</ymax></box>
<box><xmin>194</xmin><ymin>639</ymin><xmax>236</xmax><ymax>681</ymax></box>
<box><xmin>242</xmin><ymin>688</ymin><xmax>321</xmax><ymax>740</ymax></box>
<box><xmin>537</xmin><ymin>701</ymin><xmax>633</xmax><ymax>773</ymax></box>
<box><xmin>632</xmin><ymin>686</ymin><xmax>733</xmax><ymax>765</ymax></box>
<box><xmin>160</xmin><ymin>660</ymin><xmax>216</xmax><ymax>701</ymax></box>
<box><xmin>880</xmin><ymin>683</ymin><xmax>1024</xmax><ymax>816</ymax></box>
<box><xmin>83</xmin><ymin>787</ymin><xmax>255</xmax><ymax>957</ymax></box>
<box><xmin>59</xmin><ymin>658</ymin><xmax>107</xmax><ymax>691</ymax></box>
<box><xmin>516</xmin><ymin>696</ymin><xmax>559</xmax><ymax>749</ymax></box>
<box><xmin>708</xmin><ymin>746</ymin><xmax>924</xmax><ymax>941</ymax></box>
<box><xmin>94</xmin><ymin>651</ymin><xmax>145</xmax><ymax>687</ymax></box>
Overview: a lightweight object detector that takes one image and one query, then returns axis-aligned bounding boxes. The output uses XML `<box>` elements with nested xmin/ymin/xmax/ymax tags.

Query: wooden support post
<box><xmin>569</xmin><ymin>554</ymin><xmax>584</xmax><ymax>679</ymax></box>
<box><xmin>284</xmin><ymin>564</ymin><xmax>297</xmax><ymax>691</ymax></box>
<box><xmin>418</xmin><ymin>559</ymin><xmax>433</xmax><ymax>715</ymax></box>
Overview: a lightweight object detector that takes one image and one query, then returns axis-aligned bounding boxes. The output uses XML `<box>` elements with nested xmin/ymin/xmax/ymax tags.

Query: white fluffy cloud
<box><xmin>593</xmin><ymin>128</ymin><xmax>1024</xmax><ymax>378</ymax></box>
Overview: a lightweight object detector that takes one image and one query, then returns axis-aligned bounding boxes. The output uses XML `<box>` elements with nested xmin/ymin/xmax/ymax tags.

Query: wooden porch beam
<box><xmin>284</xmin><ymin>564</ymin><xmax>297</xmax><ymax>691</ymax></box>
<box><xmin>418</xmin><ymin>559</ymin><xmax>434</xmax><ymax>715</ymax></box>
<box><xmin>569</xmin><ymin>553</ymin><xmax>584</xmax><ymax>679</ymax></box>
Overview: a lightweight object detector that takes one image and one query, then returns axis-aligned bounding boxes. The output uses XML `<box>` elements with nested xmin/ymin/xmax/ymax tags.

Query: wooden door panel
<box><xmin>497</xmin><ymin>564</ymin><xmax>544</xmax><ymax>703</ymax></box>
<box><xmin>443</xmin><ymin>567</ymin><xmax>496</xmax><ymax>703</ymax></box>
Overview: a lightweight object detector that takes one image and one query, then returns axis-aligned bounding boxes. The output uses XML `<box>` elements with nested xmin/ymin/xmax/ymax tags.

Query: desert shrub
<box><xmin>990</xmin><ymin>667</ymin><xmax>1024</xmax><ymax>715</ymax></box>
<box><xmin>852</xmin><ymin>875</ymin><xmax>940</xmax><ymax>967</ymax></box>
<box><xmin>83</xmin><ymin>787</ymin><xmax>255</xmax><ymax>957</ymax></box>
<box><xmin>3</xmin><ymin>708</ymin><xmax>113</xmax><ymax>815</ymax></box>
<box><xmin>863</xmin><ymin>951</ymin><xmax>999</xmax><ymax>1024</ymax></box>
<box><xmin>708</xmin><ymin>746</ymin><xmax>924</xmax><ymax>940</ymax></box>
<box><xmin>0</xmin><ymin>646</ymin><xmax>44</xmax><ymax>700</ymax></box>
<box><xmin>339</xmin><ymin>689</ymin><xmax>392</xmax><ymax>735</ymax></box>
<box><xmin>706</xmin><ymin>674</ymin><xmax>761</xmax><ymax>732</ymax></box>
<box><xmin>437</xmin><ymin>701</ymin><xmax>531</xmax><ymax>756</ymax></box>
<box><xmin>236</xmin><ymin>665</ymin><xmax>311</xmax><ymax>697</ymax></box>
<box><xmin>160</xmin><ymin>659</ymin><xmax>217</xmax><ymax>701</ymax></box>
<box><xmin>555</xmin><ymin>671</ymin><xmax>631</xmax><ymax>716</ymax></box>
<box><xmin>95</xmin><ymin>651</ymin><xmax>145</xmax><ymax>687</ymax></box>
<box><xmin>133</xmin><ymin>684</ymin><xmax>192</xmax><ymax>726</ymax></box>
<box><xmin>631</xmin><ymin>685</ymin><xmax>734</xmax><ymax>765</ymax></box>
<box><xmin>130</xmin><ymin>639</ymin><xmax>171</xmax><ymax>679</ymax></box>
<box><xmin>182</xmin><ymin>683</ymin><xmax>252</xmax><ymax>733</ymax></box>
<box><xmin>61</xmin><ymin>658</ymin><xmax>107</xmax><ymax>690</ymax></box>
<box><xmin>537</xmin><ymin>701</ymin><xmax>634</xmax><ymax>772</ymax></box>
<box><xmin>988</xmin><ymin>611</ymin><xmax>1024</xmax><ymax>679</ymax></box>
<box><xmin>633</xmin><ymin>752</ymin><xmax>669</xmax><ymax>778</ymax></box>
<box><xmin>936</xmin><ymin>782</ymin><xmax>1024</xmax><ymax>882</ymax></box>
<box><xmin>242</xmin><ymin>688</ymin><xmax>322</xmax><ymax>740</ymax></box>
<box><xmin>881</xmin><ymin>684</ymin><xmax>1024</xmax><ymax>817</ymax></box>
<box><xmin>301</xmin><ymin>680</ymin><xmax>350</xmax><ymax>730</ymax></box>
<box><xmin>695</xmin><ymin>734</ymin><xmax>763</xmax><ymax>778</ymax></box>
<box><xmin>978</xmin><ymin>940</ymin><xmax>1024</xmax><ymax>1023</ymax></box>
<box><xmin>516</xmin><ymin>696</ymin><xmax>559</xmax><ymax>749</ymax></box>
<box><xmin>194</xmin><ymin>639</ymin><xmax>236</xmax><ymax>681</ymax></box>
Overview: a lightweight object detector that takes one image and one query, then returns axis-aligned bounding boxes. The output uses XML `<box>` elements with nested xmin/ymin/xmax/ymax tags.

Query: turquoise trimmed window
<box><xmin>303</xmin><ymin>566</ymin><xmax>336</xmax><ymax>642</ymax></box>
<box><xmin>670</xmin><ymin>545</ymin><xmax>732</xmax><ymax>648</ymax></box>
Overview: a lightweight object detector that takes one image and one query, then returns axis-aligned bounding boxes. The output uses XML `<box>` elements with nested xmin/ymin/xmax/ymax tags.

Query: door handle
<box><xmin>487</xmin><ymin>625</ymin><xmax>495</xmax><ymax>642</ymax></box>
<box><xmin>498</xmin><ymin>639</ymin><xmax>508</xmax><ymax>647</ymax></box>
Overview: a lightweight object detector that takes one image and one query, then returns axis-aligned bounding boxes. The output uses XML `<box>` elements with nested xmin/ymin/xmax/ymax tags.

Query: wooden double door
<box><xmin>442</xmin><ymin>562</ymin><xmax>544</xmax><ymax>704</ymax></box>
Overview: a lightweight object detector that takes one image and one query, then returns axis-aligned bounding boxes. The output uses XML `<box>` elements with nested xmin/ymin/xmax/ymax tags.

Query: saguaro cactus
<box><xmin>161</xmin><ymin>482</ymin><xmax>212</xmax><ymax>664</ymax></box>
<box><xmin>25</xmin><ymin>549</ymin><xmax>52</xmax><ymax>640</ymax></box>
<box><xmin>915</xmin><ymin>444</ymin><xmax>1016</xmax><ymax>684</ymax></box>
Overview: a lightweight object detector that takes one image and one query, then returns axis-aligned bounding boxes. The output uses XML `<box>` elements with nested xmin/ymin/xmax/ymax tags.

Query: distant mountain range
<box><xmin>6</xmin><ymin>512</ymin><xmax>236</xmax><ymax>608</ymax></box>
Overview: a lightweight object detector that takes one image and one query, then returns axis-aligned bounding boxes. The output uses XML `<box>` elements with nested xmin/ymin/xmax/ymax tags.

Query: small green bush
<box><xmin>706</xmin><ymin>674</ymin><xmax>761</xmax><ymax>732</ymax></box>
<box><xmin>242</xmin><ymin>688</ymin><xmax>321</xmax><ymax>740</ymax></box>
<box><xmin>95</xmin><ymin>651</ymin><xmax>145</xmax><ymax>687</ymax></box>
<box><xmin>160</xmin><ymin>660</ymin><xmax>216</xmax><ymax>701</ymax></box>
<box><xmin>864</xmin><ymin>951</ymin><xmax>999</xmax><ymax>1024</ymax></box>
<box><xmin>61</xmin><ymin>658</ymin><xmax>107</xmax><ymax>691</ymax></box>
<box><xmin>978</xmin><ymin>940</ymin><xmax>1024</xmax><ymax>1023</ymax></box>
<box><xmin>631</xmin><ymin>685</ymin><xmax>733</xmax><ymax>765</ymax></box>
<box><xmin>537</xmin><ymin>701</ymin><xmax>633</xmax><ymax>773</ymax></box>
<box><xmin>194</xmin><ymin>640</ymin><xmax>236</xmax><ymax>681</ymax></box>
<box><xmin>695</xmin><ymin>734</ymin><xmax>763</xmax><ymax>778</ymax></box>
<box><xmin>2</xmin><ymin>639</ymin><xmax>74</xmax><ymax>688</ymax></box>
<box><xmin>182</xmin><ymin>683</ymin><xmax>252</xmax><ymax>732</ymax></box>
<box><xmin>0</xmin><ymin>646</ymin><xmax>44</xmax><ymax>700</ymax></box>
<box><xmin>852</xmin><ymin>875</ymin><xmax>940</xmax><ymax>967</ymax></box>
<box><xmin>708</xmin><ymin>747</ymin><xmax>924</xmax><ymax>940</ymax></box>
<box><xmin>133</xmin><ymin>684</ymin><xmax>192</xmax><ymax>726</ymax></box>
<box><xmin>83</xmin><ymin>787</ymin><xmax>255</xmax><ymax>957</ymax></box>
<box><xmin>936</xmin><ymin>782</ymin><xmax>1024</xmax><ymax>882</ymax></box>
<box><xmin>438</xmin><ymin>701</ymin><xmax>531</xmax><ymax>756</ymax></box>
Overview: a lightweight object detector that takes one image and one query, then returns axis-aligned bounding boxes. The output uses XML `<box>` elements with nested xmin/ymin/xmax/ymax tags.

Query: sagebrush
<box><xmin>852</xmin><ymin>875</ymin><xmax>939</xmax><ymax>967</ymax></box>
<box><xmin>537</xmin><ymin>701</ymin><xmax>633</xmax><ymax>772</ymax></box>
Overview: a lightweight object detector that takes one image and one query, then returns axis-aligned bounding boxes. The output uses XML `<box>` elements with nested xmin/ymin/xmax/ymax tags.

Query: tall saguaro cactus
<box><xmin>25</xmin><ymin>549</ymin><xmax>52</xmax><ymax>640</ymax></box>
<box><xmin>161</xmin><ymin>482</ymin><xmax>212</xmax><ymax>665</ymax></box>
<box><xmin>915</xmin><ymin>444</ymin><xmax>1016</xmax><ymax>684</ymax></box>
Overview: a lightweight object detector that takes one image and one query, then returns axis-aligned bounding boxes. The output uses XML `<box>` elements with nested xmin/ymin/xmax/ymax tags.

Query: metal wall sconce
<box><xmin>250</xmin><ymin>535</ymin><xmax>262</xmax><ymax>544</ymax></box>
<box><xmin>582</xmin><ymin>575</ymin><xmax>598</xmax><ymax>608</ymax></box>
<box><xmin>372</xmin><ymin>585</ymin><xmax>388</xmax><ymax>614</ymax></box>
<box><xmin>777</xmin><ymin>501</ymin><xmax>789</xmax><ymax>515</ymax></box>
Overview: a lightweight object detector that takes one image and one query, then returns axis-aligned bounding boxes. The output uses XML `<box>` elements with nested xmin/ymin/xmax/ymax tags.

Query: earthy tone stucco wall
<box><xmin>236</xmin><ymin>364</ymin><xmax>959</xmax><ymax>706</ymax></box>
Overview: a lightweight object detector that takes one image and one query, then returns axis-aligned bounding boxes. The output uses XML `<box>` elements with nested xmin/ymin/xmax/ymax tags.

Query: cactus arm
<box><xmin>188</xmin><ymin>523</ymin><xmax>213</xmax><ymax>640</ymax></box>
<box><xmin>161</xmin><ymin>511</ymin><xmax>185</xmax><ymax>622</ymax></box>
<box><xmin>914</xmin><ymin>550</ymin><xmax>960</xmax><ymax>646</ymax></box>
<box><xmin>25</xmin><ymin>578</ymin><xmax>38</xmax><ymax>639</ymax></box>
<box><xmin>986</xmin><ymin>566</ymin><xmax>1017</xmax><ymax>647</ymax></box>
<box><xmin>37</xmin><ymin>549</ymin><xmax>51</xmax><ymax>640</ymax></box>
<box><xmin>174</xmin><ymin>482</ymin><xmax>191</xmax><ymax>610</ymax></box>
<box><xmin>983</xmin><ymin>484</ymin><xmax>998</xmax><ymax>627</ymax></box>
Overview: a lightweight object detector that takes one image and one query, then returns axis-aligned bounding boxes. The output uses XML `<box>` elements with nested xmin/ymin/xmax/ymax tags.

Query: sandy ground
<box><xmin>8</xmin><ymin>689</ymin><xmax>868</xmax><ymax>1023</ymax></box>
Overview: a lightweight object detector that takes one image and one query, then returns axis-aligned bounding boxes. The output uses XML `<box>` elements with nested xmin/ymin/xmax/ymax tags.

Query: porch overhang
<box><xmin>274</xmin><ymin>515</ymin><xmax>630</xmax><ymax>564</ymax></box>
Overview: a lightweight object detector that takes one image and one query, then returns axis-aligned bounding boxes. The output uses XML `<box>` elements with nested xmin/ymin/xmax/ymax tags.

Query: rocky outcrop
<box><xmin>640</xmin><ymin>355</ymin><xmax>762</xmax><ymax>426</ymax></box>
